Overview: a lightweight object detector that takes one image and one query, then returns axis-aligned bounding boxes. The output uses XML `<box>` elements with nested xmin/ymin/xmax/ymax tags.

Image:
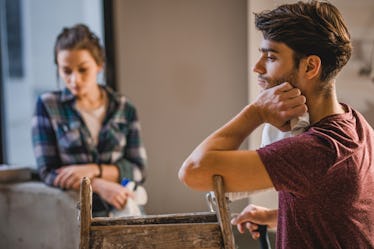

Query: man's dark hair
<box><xmin>255</xmin><ymin>0</ymin><xmax>352</xmax><ymax>82</ymax></box>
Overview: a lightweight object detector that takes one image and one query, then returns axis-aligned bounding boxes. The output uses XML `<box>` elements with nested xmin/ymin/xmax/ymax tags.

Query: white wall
<box><xmin>114</xmin><ymin>0</ymin><xmax>248</xmax><ymax>214</ymax></box>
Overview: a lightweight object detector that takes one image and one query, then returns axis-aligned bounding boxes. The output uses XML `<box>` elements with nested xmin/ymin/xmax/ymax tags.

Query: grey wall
<box><xmin>113</xmin><ymin>0</ymin><xmax>248</xmax><ymax>214</ymax></box>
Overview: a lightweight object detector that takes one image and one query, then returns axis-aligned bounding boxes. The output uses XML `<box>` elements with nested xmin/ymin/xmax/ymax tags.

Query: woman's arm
<box><xmin>114</xmin><ymin>105</ymin><xmax>147</xmax><ymax>183</ymax></box>
<box><xmin>31</xmin><ymin>96</ymin><xmax>62</xmax><ymax>186</ymax></box>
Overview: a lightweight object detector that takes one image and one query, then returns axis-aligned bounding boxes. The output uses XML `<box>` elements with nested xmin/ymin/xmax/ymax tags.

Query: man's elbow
<box><xmin>178</xmin><ymin>159</ymin><xmax>210</xmax><ymax>191</ymax></box>
<box><xmin>178</xmin><ymin>159</ymin><xmax>195</xmax><ymax>186</ymax></box>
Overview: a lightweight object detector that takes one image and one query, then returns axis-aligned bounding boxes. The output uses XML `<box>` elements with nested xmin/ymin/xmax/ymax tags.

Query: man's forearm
<box><xmin>193</xmin><ymin>104</ymin><xmax>262</xmax><ymax>153</ymax></box>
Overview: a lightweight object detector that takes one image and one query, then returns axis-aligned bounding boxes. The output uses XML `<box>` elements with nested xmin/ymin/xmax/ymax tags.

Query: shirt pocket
<box><xmin>101</xmin><ymin>121</ymin><xmax>128</xmax><ymax>154</ymax></box>
<box><xmin>55</xmin><ymin>121</ymin><xmax>84</xmax><ymax>154</ymax></box>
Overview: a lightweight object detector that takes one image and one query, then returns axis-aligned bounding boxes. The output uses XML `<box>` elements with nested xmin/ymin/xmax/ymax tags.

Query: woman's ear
<box><xmin>97</xmin><ymin>63</ymin><xmax>104</xmax><ymax>74</ymax></box>
<box><xmin>304</xmin><ymin>55</ymin><xmax>321</xmax><ymax>79</ymax></box>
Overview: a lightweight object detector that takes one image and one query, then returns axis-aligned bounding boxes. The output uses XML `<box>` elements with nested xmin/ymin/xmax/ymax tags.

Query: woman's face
<box><xmin>57</xmin><ymin>49</ymin><xmax>102</xmax><ymax>98</ymax></box>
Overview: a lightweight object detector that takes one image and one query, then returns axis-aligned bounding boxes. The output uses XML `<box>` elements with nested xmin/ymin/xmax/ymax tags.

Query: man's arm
<box><xmin>178</xmin><ymin>82</ymin><xmax>307</xmax><ymax>192</ymax></box>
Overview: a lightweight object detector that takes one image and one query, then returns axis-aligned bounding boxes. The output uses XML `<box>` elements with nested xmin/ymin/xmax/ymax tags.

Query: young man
<box><xmin>178</xmin><ymin>1</ymin><xmax>374</xmax><ymax>248</ymax></box>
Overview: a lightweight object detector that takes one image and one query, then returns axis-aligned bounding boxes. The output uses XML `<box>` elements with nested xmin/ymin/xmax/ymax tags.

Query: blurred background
<box><xmin>0</xmin><ymin>0</ymin><xmax>373</xmax><ymax>247</ymax></box>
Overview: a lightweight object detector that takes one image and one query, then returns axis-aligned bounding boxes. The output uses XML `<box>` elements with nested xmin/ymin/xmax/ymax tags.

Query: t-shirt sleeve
<box><xmin>257</xmin><ymin>133</ymin><xmax>336</xmax><ymax>197</ymax></box>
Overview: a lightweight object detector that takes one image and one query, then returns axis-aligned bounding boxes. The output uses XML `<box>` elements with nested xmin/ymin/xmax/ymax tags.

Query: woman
<box><xmin>32</xmin><ymin>24</ymin><xmax>147</xmax><ymax>217</ymax></box>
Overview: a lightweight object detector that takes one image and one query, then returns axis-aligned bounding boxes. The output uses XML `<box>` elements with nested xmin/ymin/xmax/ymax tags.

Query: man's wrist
<box><xmin>269</xmin><ymin>209</ymin><xmax>278</xmax><ymax>228</ymax></box>
<box><xmin>243</xmin><ymin>104</ymin><xmax>264</xmax><ymax>127</ymax></box>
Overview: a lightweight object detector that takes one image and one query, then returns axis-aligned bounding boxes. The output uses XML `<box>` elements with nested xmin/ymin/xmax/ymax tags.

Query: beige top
<box><xmin>76</xmin><ymin>92</ymin><xmax>107</xmax><ymax>146</ymax></box>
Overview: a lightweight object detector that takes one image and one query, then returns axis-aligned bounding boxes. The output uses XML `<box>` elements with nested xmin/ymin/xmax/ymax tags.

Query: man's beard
<box><xmin>259</xmin><ymin>69</ymin><xmax>298</xmax><ymax>89</ymax></box>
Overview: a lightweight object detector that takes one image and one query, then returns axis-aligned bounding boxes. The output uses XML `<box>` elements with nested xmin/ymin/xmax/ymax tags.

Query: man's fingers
<box><xmin>236</xmin><ymin>223</ymin><xmax>245</xmax><ymax>234</ymax></box>
<box><xmin>279</xmin><ymin>88</ymin><xmax>304</xmax><ymax>102</ymax></box>
<box><xmin>231</xmin><ymin>211</ymin><xmax>254</xmax><ymax>225</ymax></box>
<box><xmin>245</xmin><ymin>222</ymin><xmax>260</xmax><ymax>240</ymax></box>
<box><xmin>274</xmin><ymin>82</ymin><xmax>293</xmax><ymax>92</ymax></box>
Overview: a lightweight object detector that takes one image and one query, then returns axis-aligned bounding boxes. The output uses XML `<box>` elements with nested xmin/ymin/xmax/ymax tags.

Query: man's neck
<box><xmin>305</xmin><ymin>81</ymin><xmax>345</xmax><ymax>125</ymax></box>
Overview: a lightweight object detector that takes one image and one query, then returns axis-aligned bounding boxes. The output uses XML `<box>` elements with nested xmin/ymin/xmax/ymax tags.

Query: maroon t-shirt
<box><xmin>257</xmin><ymin>104</ymin><xmax>374</xmax><ymax>249</ymax></box>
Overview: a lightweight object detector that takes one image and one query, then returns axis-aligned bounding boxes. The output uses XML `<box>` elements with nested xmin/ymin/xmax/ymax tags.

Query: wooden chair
<box><xmin>79</xmin><ymin>175</ymin><xmax>235</xmax><ymax>249</ymax></box>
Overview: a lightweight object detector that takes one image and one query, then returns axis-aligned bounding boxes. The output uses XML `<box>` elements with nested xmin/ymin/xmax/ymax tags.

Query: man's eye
<box><xmin>267</xmin><ymin>56</ymin><xmax>276</xmax><ymax>61</ymax></box>
<box><xmin>79</xmin><ymin>68</ymin><xmax>87</xmax><ymax>73</ymax></box>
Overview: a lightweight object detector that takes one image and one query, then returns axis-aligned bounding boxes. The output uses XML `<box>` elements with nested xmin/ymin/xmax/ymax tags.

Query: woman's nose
<box><xmin>70</xmin><ymin>72</ymin><xmax>81</xmax><ymax>85</ymax></box>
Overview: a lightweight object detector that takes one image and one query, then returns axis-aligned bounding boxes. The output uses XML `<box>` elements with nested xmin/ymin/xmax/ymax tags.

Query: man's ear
<box><xmin>304</xmin><ymin>55</ymin><xmax>321</xmax><ymax>79</ymax></box>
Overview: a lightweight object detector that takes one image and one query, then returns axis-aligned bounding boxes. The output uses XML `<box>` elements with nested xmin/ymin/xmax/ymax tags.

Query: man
<box><xmin>178</xmin><ymin>1</ymin><xmax>374</xmax><ymax>248</ymax></box>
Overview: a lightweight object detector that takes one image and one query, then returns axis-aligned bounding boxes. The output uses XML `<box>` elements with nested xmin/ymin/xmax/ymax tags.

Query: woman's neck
<box><xmin>76</xmin><ymin>86</ymin><xmax>105</xmax><ymax>110</ymax></box>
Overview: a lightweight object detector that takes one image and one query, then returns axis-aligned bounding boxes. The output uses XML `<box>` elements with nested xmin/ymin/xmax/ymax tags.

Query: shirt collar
<box><xmin>60</xmin><ymin>87</ymin><xmax>75</xmax><ymax>103</ymax></box>
<box><xmin>60</xmin><ymin>85</ymin><xmax>121</xmax><ymax>104</ymax></box>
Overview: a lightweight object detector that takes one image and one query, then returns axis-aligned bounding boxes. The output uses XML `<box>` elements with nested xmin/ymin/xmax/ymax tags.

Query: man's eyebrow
<box><xmin>259</xmin><ymin>47</ymin><xmax>279</xmax><ymax>53</ymax></box>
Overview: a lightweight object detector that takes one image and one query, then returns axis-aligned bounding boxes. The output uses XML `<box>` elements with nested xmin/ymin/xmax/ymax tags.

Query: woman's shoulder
<box><xmin>36</xmin><ymin>90</ymin><xmax>66</xmax><ymax>111</ymax></box>
<box><xmin>39</xmin><ymin>90</ymin><xmax>62</xmax><ymax>101</ymax></box>
<box><xmin>103</xmin><ymin>85</ymin><xmax>136</xmax><ymax>109</ymax></box>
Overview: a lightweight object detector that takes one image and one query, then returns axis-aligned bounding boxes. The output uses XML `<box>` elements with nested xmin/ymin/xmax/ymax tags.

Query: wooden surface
<box><xmin>90</xmin><ymin>223</ymin><xmax>223</xmax><ymax>249</ymax></box>
<box><xmin>213</xmin><ymin>175</ymin><xmax>236</xmax><ymax>249</ymax></box>
<box><xmin>79</xmin><ymin>175</ymin><xmax>235</xmax><ymax>249</ymax></box>
<box><xmin>92</xmin><ymin>212</ymin><xmax>218</xmax><ymax>226</ymax></box>
<box><xmin>80</xmin><ymin>177</ymin><xmax>92</xmax><ymax>249</ymax></box>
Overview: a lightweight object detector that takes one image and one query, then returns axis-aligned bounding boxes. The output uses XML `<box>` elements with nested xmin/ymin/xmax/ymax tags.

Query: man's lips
<box><xmin>257</xmin><ymin>79</ymin><xmax>267</xmax><ymax>89</ymax></box>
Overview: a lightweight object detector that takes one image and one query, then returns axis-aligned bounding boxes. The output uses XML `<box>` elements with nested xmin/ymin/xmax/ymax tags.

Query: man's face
<box><xmin>253</xmin><ymin>39</ymin><xmax>300</xmax><ymax>90</ymax></box>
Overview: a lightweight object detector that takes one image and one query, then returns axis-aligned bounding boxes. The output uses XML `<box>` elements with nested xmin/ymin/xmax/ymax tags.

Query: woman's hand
<box><xmin>91</xmin><ymin>178</ymin><xmax>134</xmax><ymax>210</ymax></box>
<box><xmin>53</xmin><ymin>164</ymin><xmax>99</xmax><ymax>190</ymax></box>
<box><xmin>231</xmin><ymin>204</ymin><xmax>278</xmax><ymax>240</ymax></box>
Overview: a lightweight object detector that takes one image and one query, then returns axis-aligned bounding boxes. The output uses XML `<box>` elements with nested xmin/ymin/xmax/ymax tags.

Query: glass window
<box><xmin>0</xmin><ymin>0</ymin><xmax>105</xmax><ymax>167</ymax></box>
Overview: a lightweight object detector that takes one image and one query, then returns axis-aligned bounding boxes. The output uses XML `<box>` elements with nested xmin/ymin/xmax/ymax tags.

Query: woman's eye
<box><xmin>63</xmin><ymin>69</ymin><xmax>72</xmax><ymax>75</ymax></box>
<box><xmin>79</xmin><ymin>68</ymin><xmax>87</xmax><ymax>73</ymax></box>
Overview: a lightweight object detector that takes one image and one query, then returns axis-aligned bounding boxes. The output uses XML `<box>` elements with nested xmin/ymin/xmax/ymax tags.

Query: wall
<box><xmin>333</xmin><ymin>0</ymin><xmax>374</xmax><ymax>124</ymax></box>
<box><xmin>113</xmin><ymin>0</ymin><xmax>248</xmax><ymax>214</ymax></box>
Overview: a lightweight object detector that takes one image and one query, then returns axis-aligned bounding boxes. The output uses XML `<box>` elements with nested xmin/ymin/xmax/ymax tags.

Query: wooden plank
<box><xmin>91</xmin><ymin>212</ymin><xmax>218</xmax><ymax>226</ymax></box>
<box><xmin>79</xmin><ymin>177</ymin><xmax>92</xmax><ymax>249</ymax></box>
<box><xmin>90</xmin><ymin>223</ymin><xmax>223</xmax><ymax>249</ymax></box>
<box><xmin>213</xmin><ymin>175</ymin><xmax>235</xmax><ymax>249</ymax></box>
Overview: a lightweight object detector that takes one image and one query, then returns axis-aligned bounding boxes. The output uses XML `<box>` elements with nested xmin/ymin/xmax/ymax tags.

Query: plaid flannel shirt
<box><xmin>32</xmin><ymin>85</ymin><xmax>147</xmax><ymax>186</ymax></box>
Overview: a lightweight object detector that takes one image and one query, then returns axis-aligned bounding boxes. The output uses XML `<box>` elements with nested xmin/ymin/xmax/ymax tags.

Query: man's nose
<box><xmin>252</xmin><ymin>59</ymin><xmax>265</xmax><ymax>74</ymax></box>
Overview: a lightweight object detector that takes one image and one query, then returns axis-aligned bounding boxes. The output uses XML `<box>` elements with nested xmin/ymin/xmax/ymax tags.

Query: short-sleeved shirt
<box><xmin>257</xmin><ymin>104</ymin><xmax>374</xmax><ymax>249</ymax></box>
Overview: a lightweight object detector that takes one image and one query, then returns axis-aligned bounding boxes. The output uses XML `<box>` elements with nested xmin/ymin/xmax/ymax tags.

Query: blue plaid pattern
<box><xmin>32</xmin><ymin>85</ymin><xmax>147</xmax><ymax>186</ymax></box>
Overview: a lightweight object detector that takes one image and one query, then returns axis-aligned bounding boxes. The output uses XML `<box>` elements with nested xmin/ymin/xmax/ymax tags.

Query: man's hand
<box><xmin>253</xmin><ymin>82</ymin><xmax>307</xmax><ymax>131</ymax></box>
<box><xmin>231</xmin><ymin>204</ymin><xmax>278</xmax><ymax>240</ymax></box>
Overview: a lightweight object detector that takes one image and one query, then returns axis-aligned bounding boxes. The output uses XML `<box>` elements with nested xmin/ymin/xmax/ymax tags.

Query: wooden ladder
<box><xmin>79</xmin><ymin>175</ymin><xmax>235</xmax><ymax>249</ymax></box>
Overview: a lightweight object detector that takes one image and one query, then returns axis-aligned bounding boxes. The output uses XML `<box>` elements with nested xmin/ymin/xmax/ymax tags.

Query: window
<box><xmin>0</xmin><ymin>0</ymin><xmax>114</xmax><ymax>167</ymax></box>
